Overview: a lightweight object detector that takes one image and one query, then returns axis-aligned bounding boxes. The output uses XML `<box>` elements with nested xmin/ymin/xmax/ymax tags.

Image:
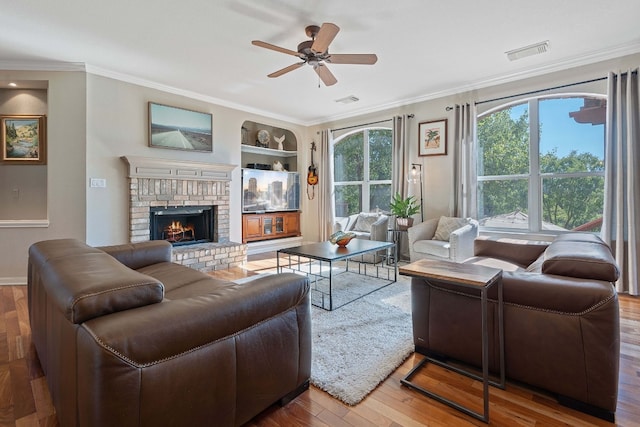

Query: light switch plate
<box><xmin>90</xmin><ymin>178</ymin><xmax>107</xmax><ymax>188</ymax></box>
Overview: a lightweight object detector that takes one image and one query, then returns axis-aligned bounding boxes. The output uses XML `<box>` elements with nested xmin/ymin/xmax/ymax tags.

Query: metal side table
<box><xmin>399</xmin><ymin>259</ymin><xmax>505</xmax><ymax>423</ymax></box>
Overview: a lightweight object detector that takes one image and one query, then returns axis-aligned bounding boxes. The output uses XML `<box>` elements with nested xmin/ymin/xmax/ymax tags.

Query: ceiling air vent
<box><xmin>506</xmin><ymin>40</ymin><xmax>550</xmax><ymax>61</ymax></box>
<box><xmin>335</xmin><ymin>95</ymin><xmax>359</xmax><ymax>104</ymax></box>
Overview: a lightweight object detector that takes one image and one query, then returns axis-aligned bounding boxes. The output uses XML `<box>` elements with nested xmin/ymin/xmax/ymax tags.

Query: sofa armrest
<box><xmin>408</xmin><ymin>218</ymin><xmax>439</xmax><ymax>261</ymax></box>
<box><xmin>474</xmin><ymin>236</ymin><xmax>549</xmax><ymax>268</ymax></box>
<box><xmin>98</xmin><ymin>240</ymin><xmax>172</xmax><ymax>270</ymax></box>
<box><xmin>370</xmin><ymin>215</ymin><xmax>389</xmax><ymax>241</ymax></box>
<box><xmin>448</xmin><ymin>221</ymin><xmax>478</xmax><ymax>262</ymax></box>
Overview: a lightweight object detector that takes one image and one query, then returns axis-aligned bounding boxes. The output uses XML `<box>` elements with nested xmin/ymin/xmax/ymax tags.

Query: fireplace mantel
<box><xmin>121</xmin><ymin>156</ymin><xmax>237</xmax><ymax>181</ymax></box>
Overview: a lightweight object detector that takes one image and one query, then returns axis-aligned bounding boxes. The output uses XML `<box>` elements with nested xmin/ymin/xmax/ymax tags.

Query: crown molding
<box><xmin>85</xmin><ymin>64</ymin><xmax>307</xmax><ymax>126</ymax></box>
<box><xmin>0</xmin><ymin>60</ymin><xmax>85</xmax><ymax>72</ymax></box>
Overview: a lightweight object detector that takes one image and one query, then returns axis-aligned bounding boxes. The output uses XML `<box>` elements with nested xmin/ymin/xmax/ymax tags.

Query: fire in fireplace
<box><xmin>149</xmin><ymin>206</ymin><xmax>214</xmax><ymax>246</ymax></box>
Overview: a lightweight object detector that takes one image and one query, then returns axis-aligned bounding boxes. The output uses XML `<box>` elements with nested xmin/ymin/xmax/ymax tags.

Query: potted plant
<box><xmin>389</xmin><ymin>193</ymin><xmax>420</xmax><ymax>230</ymax></box>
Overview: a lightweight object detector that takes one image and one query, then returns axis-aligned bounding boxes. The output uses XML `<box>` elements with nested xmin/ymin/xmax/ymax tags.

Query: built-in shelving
<box><xmin>241</xmin><ymin>120</ymin><xmax>300</xmax><ymax>249</ymax></box>
<box><xmin>241</xmin><ymin>145</ymin><xmax>297</xmax><ymax>157</ymax></box>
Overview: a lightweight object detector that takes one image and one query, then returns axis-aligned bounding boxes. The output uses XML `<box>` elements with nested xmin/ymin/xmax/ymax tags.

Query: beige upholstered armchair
<box><xmin>334</xmin><ymin>212</ymin><xmax>389</xmax><ymax>262</ymax></box>
<box><xmin>407</xmin><ymin>216</ymin><xmax>479</xmax><ymax>263</ymax></box>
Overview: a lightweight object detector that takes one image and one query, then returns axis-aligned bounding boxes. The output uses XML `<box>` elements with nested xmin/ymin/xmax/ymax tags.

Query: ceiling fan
<box><xmin>252</xmin><ymin>23</ymin><xmax>378</xmax><ymax>86</ymax></box>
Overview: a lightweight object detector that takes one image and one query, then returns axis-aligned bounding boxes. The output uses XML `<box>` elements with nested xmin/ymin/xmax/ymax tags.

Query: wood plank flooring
<box><xmin>1</xmin><ymin>256</ymin><xmax>639</xmax><ymax>426</ymax></box>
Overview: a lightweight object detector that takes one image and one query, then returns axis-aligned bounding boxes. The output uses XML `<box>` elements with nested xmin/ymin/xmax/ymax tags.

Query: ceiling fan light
<box><xmin>506</xmin><ymin>40</ymin><xmax>550</xmax><ymax>61</ymax></box>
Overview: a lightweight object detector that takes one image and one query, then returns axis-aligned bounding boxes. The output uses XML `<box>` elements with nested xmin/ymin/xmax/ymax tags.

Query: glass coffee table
<box><xmin>277</xmin><ymin>239</ymin><xmax>397</xmax><ymax>310</ymax></box>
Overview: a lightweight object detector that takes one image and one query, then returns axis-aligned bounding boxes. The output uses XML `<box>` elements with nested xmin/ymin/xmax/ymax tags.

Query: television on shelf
<box><xmin>242</xmin><ymin>168</ymin><xmax>300</xmax><ymax>213</ymax></box>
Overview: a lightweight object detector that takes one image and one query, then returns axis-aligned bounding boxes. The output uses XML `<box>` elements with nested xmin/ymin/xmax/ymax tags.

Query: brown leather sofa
<box><xmin>410</xmin><ymin>233</ymin><xmax>620</xmax><ymax>421</ymax></box>
<box><xmin>28</xmin><ymin>239</ymin><xmax>311</xmax><ymax>427</ymax></box>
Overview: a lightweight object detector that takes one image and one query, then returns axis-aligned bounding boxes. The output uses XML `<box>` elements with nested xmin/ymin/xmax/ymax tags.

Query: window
<box><xmin>333</xmin><ymin>128</ymin><xmax>392</xmax><ymax>217</ymax></box>
<box><xmin>477</xmin><ymin>96</ymin><xmax>605</xmax><ymax>232</ymax></box>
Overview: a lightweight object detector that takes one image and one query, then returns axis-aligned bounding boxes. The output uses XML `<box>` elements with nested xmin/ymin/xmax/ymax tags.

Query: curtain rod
<box><xmin>475</xmin><ymin>76</ymin><xmax>608</xmax><ymax>106</ymax></box>
<box><xmin>330</xmin><ymin>114</ymin><xmax>413</xmax><ymax>133</ymax></box>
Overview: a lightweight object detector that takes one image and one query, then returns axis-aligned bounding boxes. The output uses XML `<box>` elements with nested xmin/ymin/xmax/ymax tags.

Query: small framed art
<box><xmin>1</xmin><ymin>115</ymin><xmax>47</xmax><ymax>164</ymax></box>
<box><xmin>418</xmin><ymin>119</ymin><xmax>447</xmax><ymax>156</ymax></box>
<box><xmin>148</xmin><ymin>102</ymin><xmax>213</xmax><ymax>152</ymax></box>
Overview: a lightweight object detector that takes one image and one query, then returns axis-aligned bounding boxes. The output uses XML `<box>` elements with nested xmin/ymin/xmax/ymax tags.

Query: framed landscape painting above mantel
<box><xmin>418</xmin><ymin>119</ymin><xmax>447</xmax><ymax>156</ymax></box>
<box><xmin>148</xmin><ymin>102</ymin><xmax>213</xmax><ymax>152</ymax></box>
<box><xmin>1</xmin><ymin>115</ymin><xmax>47</xmax><ymax>164</ymax></box>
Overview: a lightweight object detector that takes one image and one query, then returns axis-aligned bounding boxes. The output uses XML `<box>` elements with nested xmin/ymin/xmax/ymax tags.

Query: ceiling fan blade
<box><xmin>314</xmin><ymin>64</ymin><xmax>337</xmax><ymax>86</ymax></box>
<box><xmin>252</xmin><ymin>40</ymin><xmax>300</xmax><ymax>57</ymax></box>
<box><xmin>311</xmin><ymin>23</ymin><xmax>339</xmax><ymax>54</ymax></box>
<box><xmin>268</xmin><ymin>62</ymin><xmax>304</xmax><ymax>78</ymax></box>
<box><xmin>327</xmin><ymin>53</ymin><xmax>378</xmax><ymax>65</ymax></box>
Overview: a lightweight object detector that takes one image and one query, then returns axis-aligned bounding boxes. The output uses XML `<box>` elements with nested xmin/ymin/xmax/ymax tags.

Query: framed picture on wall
<box><xmin>1</xmin><ymin>115</ymin><xmax>47</xmax><ymax>164</ymax></box>
<box><xmin>418</xmin><ymin>119</ymin><xmax>447</xmax><ymax>156</ymax></box>
<box><xmin>148</xmin><ymin>102</ymin><xmax>213</xmax><ymax>152</ymax></box>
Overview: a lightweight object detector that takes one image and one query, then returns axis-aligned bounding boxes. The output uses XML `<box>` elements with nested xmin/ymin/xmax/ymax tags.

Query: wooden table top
<box><xmin>399</xmin><ymin>259</ymin><xmax>502</xmax><ymax>288</ymax></box>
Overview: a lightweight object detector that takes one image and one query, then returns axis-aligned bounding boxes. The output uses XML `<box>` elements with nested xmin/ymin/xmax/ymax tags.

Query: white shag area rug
<box><xmin>234</xmin><ymin>268</ymin><xmax>414</xmax><ymax>406</ymax></box>
<box><xmin>309</xmin><ymin>273</ymin><xmax>413</xmax><ymax>405</ymax></box>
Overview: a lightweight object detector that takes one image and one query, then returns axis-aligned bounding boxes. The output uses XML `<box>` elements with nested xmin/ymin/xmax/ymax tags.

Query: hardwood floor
<box><xmin>1</xmin><ymin>257</ymin><xmax>639</xmax><ymax>426</ymax></box>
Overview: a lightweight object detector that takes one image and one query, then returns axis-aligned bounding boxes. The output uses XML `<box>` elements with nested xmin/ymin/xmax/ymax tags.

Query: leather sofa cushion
<box><xmin>542</xmin><ymin>240</ymin><xmax>620</xmax><ymax>282</ymax></box>
<box><xmin>98</xmin><ymin>240</ymin><xmax>172</xmax><ymax>270</ymax></box>
<box><xmin>42</xmin><ymin>251</ymin><xmax>164</xmax><ymax>324</ymax></box>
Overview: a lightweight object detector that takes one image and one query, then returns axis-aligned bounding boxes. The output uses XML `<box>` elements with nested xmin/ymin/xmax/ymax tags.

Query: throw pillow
<box><xmin>353</xmin><ymin>213</ymin><xmax>380</xmax><ymax>232</ymax></box>
<box><xmin>433</xmin><ymin>216</ymin><xmax>467</xmax><ymax>241</ymax></box>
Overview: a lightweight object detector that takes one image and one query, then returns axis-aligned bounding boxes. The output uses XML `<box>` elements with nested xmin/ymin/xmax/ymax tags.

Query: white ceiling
<box><xmin>2</xmin><ymin>0</ymin><xmax>639</xmax><ymax>125</ymax></box>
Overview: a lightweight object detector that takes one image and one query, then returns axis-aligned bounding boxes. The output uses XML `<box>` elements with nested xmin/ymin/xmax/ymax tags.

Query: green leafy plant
<box><xmin>389</xmin><ymin>193</ymin><xmax>420</xmax><ymax>218</ymax></box>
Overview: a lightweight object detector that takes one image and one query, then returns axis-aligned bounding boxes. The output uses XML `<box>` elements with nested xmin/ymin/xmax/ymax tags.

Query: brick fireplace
<box><xmin>122</xmin><ymin>156</ymin><xmax>245</xmax><ymax>271</ymax></box>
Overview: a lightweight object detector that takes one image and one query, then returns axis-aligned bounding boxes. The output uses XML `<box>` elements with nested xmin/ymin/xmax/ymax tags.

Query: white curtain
<box><xmin>392</xmin><ymin>115</ymin><xmax>412</xmax><ymax>259</ymax></box>
<box><xmin>318</xmin><ymin>129</ymin><xmax>335</xmax><ymax>241</ymax></box>
<box><xmin>453</xmin><ymin>103</ymin><xmax>478</xmax><ymax>218</ymax></box>
<box><xmin>601</xmin><ymin>69</ymin><xmax>640</xmax><ymax>295</ymax></box>
<box><xmin>392</xmin><ymin>115</ymin><xmax>411</xmax><ymax>198</ymax></box>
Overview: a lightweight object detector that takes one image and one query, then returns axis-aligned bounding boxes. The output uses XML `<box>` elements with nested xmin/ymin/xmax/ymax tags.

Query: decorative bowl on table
<box><xmin>329</xmin><ymin>231</ymin><xmax>356</xmax><ymax>247</ymax></box>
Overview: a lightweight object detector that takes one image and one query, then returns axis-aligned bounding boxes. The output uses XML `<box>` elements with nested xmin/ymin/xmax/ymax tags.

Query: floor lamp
<box><xmin>408</xmin><ymin>163</ymin><xmax>424</xmax><ymax>222</ymax></box>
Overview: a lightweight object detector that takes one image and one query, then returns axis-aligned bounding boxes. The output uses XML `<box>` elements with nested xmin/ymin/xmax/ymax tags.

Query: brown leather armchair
<box><xmin>28</xmin><ymin>239</ymin><xmax>311</xmax><ymax>427</ymax></box>
<box><xmin>410</xmin><ymin>233</ymin><xmax>620</xmax><ymax>421</ymax></box>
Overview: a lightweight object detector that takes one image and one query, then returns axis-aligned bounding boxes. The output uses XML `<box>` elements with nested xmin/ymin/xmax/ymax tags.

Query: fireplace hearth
<box><xmin>150</xmin><ymin>206</ymin><xmax>214</xmax><ymax>246</ymax></box>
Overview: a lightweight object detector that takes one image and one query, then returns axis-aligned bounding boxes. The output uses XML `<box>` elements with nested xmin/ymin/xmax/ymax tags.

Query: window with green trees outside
<box><xmin>333</xmin><ymin>128</ymin><xmax>392</xmax><ymax>217</ymax></box>
<box><xmin>477</xmin><ymin>95</ymin><xmax>605</xmax><ymax>232</ymax></box>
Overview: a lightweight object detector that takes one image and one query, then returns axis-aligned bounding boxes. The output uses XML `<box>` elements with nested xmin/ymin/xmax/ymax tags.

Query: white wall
<box><xmin>0</xmin><ymin>71</ymin><xmax>87</xmax><ymax>283</ymax></box>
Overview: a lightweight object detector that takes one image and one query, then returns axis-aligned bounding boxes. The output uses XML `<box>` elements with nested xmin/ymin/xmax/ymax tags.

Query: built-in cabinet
<box><xmin>241</xmin><ymin>120</ymin><xmax>300</xmax><ymax>244</ymax></box>
<box><xmin>242</xmin><ymin>211</ymin><xmax>301</xmax><ymax>243</ymax></box>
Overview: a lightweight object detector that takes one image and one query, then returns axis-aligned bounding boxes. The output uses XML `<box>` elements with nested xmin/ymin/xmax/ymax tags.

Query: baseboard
<box><xmin>0</xmin><ymin>276</ymin><xmax>27</xmax><ymax>286</ymax></box>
